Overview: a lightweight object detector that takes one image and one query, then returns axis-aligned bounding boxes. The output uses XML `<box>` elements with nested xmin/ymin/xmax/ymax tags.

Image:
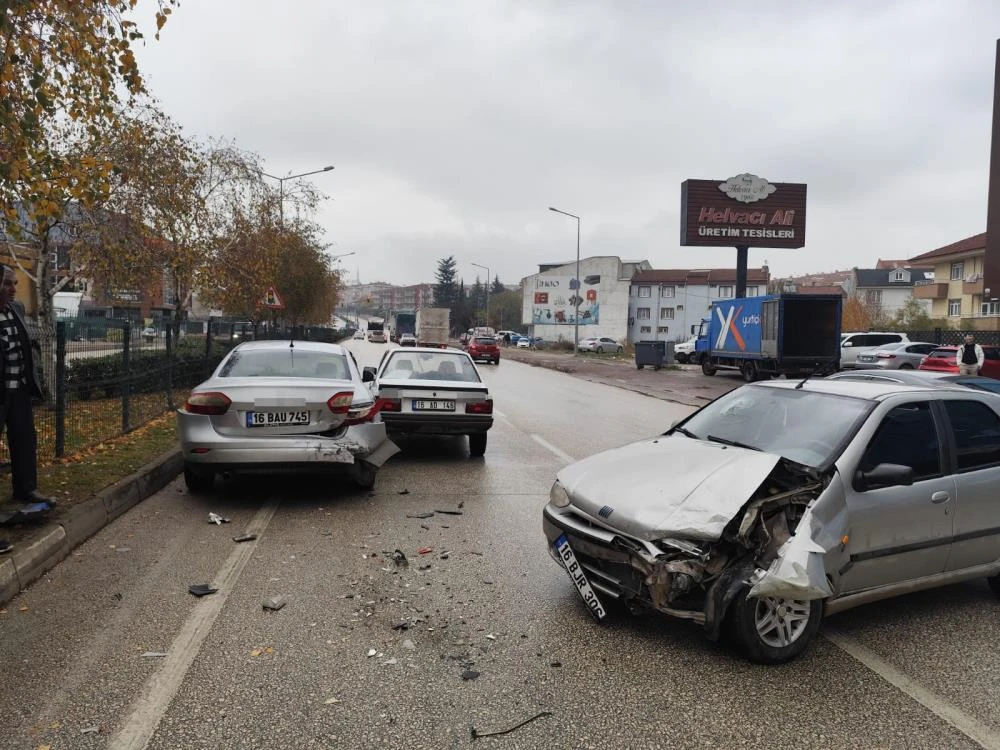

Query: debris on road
<box><xmin>470</xmin><ymin>711</ymin><xmax>553</xmax><ymax>740</ymax></box>
<box><xmin>250</xmin><ymin>647</ymin><xmax>274</xmax><ymax>657</ymax></box>
<box><xmin>461</xmin><ymin>669</ymin><xmax>480</xmax><ymax>681</ymax></box>
<box><xmin>188</xmin><ymin>584</ymin><xmax>218</xmax><ymax>597</ymax></box>
<box><xmin>367</xmin><ymin>648</ymin><xmax>378</xmax><ymax>657</ymax></box>
<box><xmin>435</xmin><ymin>509</ymin><xmax>463</xmax><ymax>515</ymax></box>
<box><xmin>420</xmin><ymin>524</ymin><xmax>430</xmax><ymax>530</ymax></box>
<box><xmin>549</xmin><ymin>661</ymin><xmax>562</xmax><ymax>668</ymax></box>
<box><xmin>262</xmin><ymin>595</ymin><xmax>287</xmax><ymax>611</ymax></box>
<box><xmin>418</xmin><ymin>547</ymin><xmax>433</xmax><ymax>555</ymax></box>
<box><xmin>207</xmin><ymin>512</ymin><xmax>231</xmax><ymax>525</ymax></box>
<box><xmin>391</xmin><ymin>549</ymin><xmax>408</xmax><ymax>567</ymax></box>
<box><xmin>391</xmin><ymin>620</ymin><xmax>411</xmax><ymax>631</ymax></box>
<box><xmin>398</xmin><ymin>489</ymin><xmax>410</xmax><ymax>495</ymax></box>
<box><xmin>324</xmin><ymin>697</ymin><xmax>341</xmax><ymax>705</ymax></box>
<box><xmin>439</xmin><ymin>551</ymin><xmax>451</xmax><ymax>560</ymax></box>
<box><xmin>233</xmin><ymin>533</ymin><xmax>257</xmax><ymax>543</ymax></box>
<box><xmin>140</xmin><ymin>651</ymin><xmax>168</xmax><ymax>658</ymax></box>
<box><xmin>382</xmin><ymin>657</ymin><xmax>398</xmax><ymax>666</ymax></box>
<box><xmin>406</xmin><ymin>512</ymin><xmax>434</xmax><ymax>519</ymax></box>
<box><xmin>485</xmin><ymin>634</ymin><xmax>496</xmax><ymax>641</ymax></box>
<box><xmin>402</xmin><ymin>639</ymin><xmax>416</xmax><ymax>650</ymax></box>
<box><xmin>81</xmin><ymin>726</ymin><xmax>100</xmax><ymax>735</ymax></box>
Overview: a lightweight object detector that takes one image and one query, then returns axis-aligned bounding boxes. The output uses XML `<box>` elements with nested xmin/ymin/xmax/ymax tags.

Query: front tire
<box><xmin>493</xmin><ymin>358</ymin><xmax>500</xmax><ymax>365</ymax></box>
<box><xmin>676</xmin><ymin>353</ymin><xmax>688</xmax><ymax>364</ymax></box>
<box><xmin>597</xmin><ymin>346</ymin><xmax>605</xmax><ymax>354</ymax></box>
<box><xmin>469</xmin><ymin>433</ymin><xmax>487</xmax><ymax>457</ymax></box>
<box><xmin>702</xmin><ymin>360</ymin><xmax>717</xmax><ymax>376</ymax></box>
<box><xmin>729</xmin><ymin>587</ymin><xmax>822</xmax><ymax>664</ymax></box>
<box><xmin>184</xmin><ymin>465</ymin><xmax>215</xmax><ymax>494</ymax></box>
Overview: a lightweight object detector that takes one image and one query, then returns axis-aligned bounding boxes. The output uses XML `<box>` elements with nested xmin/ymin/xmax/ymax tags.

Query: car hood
<box><xmin>557</xmin><ymin>434</ymin><xmax>780</xmax><ymax>542</ymax></box>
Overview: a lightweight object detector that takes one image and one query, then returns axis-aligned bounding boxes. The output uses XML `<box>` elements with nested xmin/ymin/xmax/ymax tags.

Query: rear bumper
<box><xmin>381</xmin><ymin>413</ymin><xmax>492</xmax><ymax>435</ymax></box>
<box><xmin>178</xmin><ymin>415</ymin><xmax>396</xmax><ymax>467</ymax></box>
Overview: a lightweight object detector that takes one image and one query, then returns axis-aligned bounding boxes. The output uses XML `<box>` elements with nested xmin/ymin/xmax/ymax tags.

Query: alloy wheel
<box><xmin>754</xmin><ymin>597</ymin><xmax>812</xmax><ymax>648</ymax></box>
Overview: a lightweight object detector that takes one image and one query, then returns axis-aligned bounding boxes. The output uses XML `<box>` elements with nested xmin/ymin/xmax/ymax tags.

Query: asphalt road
<box><xmin>1</xmin><ymin>341</ymin><xmax>999</xmax><ymax>749</ymax></box>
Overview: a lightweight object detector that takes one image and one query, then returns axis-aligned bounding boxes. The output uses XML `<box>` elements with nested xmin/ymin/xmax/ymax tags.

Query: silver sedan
<box><xmin>364</xmin><ymin>347</ymin><xmax>493</xmax><ymax>456</ymax></box>
<box><xmin>178</xmin><ymin>340</ymin><xmax>398</xmax><ymax>492</ymax></box>
<box><xmin>853</xmin><ymin>341</ymin><xmax>937</xmax><ymax>370</ymax></box>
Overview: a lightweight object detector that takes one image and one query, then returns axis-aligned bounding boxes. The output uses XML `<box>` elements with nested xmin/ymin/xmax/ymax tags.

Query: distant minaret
<box><xmin>984</xmin><ymin>39</ymin><xmax>1000</xmax><ymax>303</ymax></box>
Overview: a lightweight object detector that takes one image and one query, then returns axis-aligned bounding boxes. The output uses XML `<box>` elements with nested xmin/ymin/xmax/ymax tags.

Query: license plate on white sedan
<box><xmin>554</xmin><ymin>534</ymin><xmax>606</xmax><ymax>620</ymax></box>
<box><xmin>412</xmin><ymin>400</ymin><xmax>456</xmax><ymax>411</ymax></box>
<box><xmin>246</xmin><ymin>410</ymin><xmax>310</xmax><ymax>427</ymax></box>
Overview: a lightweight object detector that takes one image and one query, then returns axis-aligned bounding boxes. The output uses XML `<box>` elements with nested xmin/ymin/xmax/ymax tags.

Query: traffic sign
<box><xmin>262</xmin><ymin>286</ymin><xmax>285</xmax><ymax>309</ymax></box>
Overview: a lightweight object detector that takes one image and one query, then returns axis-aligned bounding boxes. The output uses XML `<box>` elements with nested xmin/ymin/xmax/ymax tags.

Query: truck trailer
<box><xmin>390</xmin><ymin>311</ymin><xmax>416</xmax><ymax>341</ymax></box>
<box><xmin>415</xmin><ymin>307</ymin><xmax>450</xmax><ymax>348</ymax></box>
<box><xmin>695</xmin><ymin>294</ymin><xmax>842</xmax><ymax>381</ymax></box>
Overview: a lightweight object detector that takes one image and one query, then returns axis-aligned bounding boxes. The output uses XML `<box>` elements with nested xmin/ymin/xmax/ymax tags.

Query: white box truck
<box><xmin>416</xmin><ymin>307</ymin><xmax>450</xmax><ymax>348</ymax></box>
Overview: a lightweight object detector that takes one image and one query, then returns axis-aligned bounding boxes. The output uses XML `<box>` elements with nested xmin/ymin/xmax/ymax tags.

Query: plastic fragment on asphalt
<box><xmin>208</xmin><ymin>513</ymin><xmax>231</xmax><ymax>525</ymax></box>
<box><xmin>420</xmin><ymin>524</ymin><xmax>430</xmax><ymax>530</ymax></box>
<box><xmin>471</xmin><ymin>711</ymin><xmax>553</xmax><ymax>740</ymax></box>
<box><xmin>367</xmin><ymin>648</ymin><xmax>377</xmax><ymax>657</ymax></box>
<box><xmin>485</xmin><ymin>634</ymin><xmax>496</xmax><ymax>641</ymax></box>
<box><xmin>233</xmin><ymin>533</ymin><xmax>257</xmax><ymax>543</ymax></box>
<box><xmin>402</xmin><ymin>639</ymin><xmax>416</xmax><ymax>650</ymax></box>
<box><xmin>392</xmin><ymin>620</ymin><xmax>411</xmax><ymax>631</ymax></box>
<box><xmin>140</xmin><ymin>651</ymin><xmax>168</xmax><ymax>658</ymax></box>
<box><xmin>188</xmin><ymin>584</ymin><xmax>218</xmax><ymax>597</ymax></box>
<box><xmin>398</xmin><ymin>489</ymin><xmax>410</xmax><ymax>495</ymax></box>
<box><xmin>262</xmin><ymin>595</ymin><xmax>287</xmax><ymax>611</ymax></box>
<box><xmin>435</xmin><ymin>509</ymin><xmax>463</xmax><ymax>515</ymax></box>
<box><xmin>382</xmin><ymin>658</ymin><xmax>398</xmax><ymax>666</ymax></box>
<box><xmin>392</xmin><ymin>549</ymin><xmax>408</xmax><ymax>567</ymax></box>
<box><xmin>81</xmin><ymin>726</ymin><xmax>100</xmax><ymax>734</ymax></box>
<box><xmin>418</xmin><ymin>547</ymin><xmax>432</xmax><ymax>555</ymax></box>
<box><xmin>115</xmin><ymin>547</ymin><xmax>131</xmax><ymax>553</ymax></box>
<box><xmin>440</xmin><ymin>551</ymin><xmax>451</xmax><ymax>560</ymax></box>
<box><xmin>461</xmin><ymin>670</ymin><xmax>480</xmax><ymax>681</ymax></box>
<box><xmin>324</xmin><ymin>697</ymin><xmax>341</xmax><ymax>705</ymax></box>
<box><xmin>406</xmin><ymin>512</ymin><xmax>433</xmax><ymax>519</ymax></box>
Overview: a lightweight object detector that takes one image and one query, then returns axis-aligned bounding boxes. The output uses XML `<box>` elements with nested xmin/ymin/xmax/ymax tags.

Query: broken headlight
<box><xmin>549</xmin><ymin>480</ymin><xmax>571</xmax><ymax>508</ymax></box>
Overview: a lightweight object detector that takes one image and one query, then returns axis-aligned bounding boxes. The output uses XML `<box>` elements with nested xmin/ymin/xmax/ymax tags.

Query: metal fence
<box><xmin>6</xmin><ymin>317</ymin><xmax>349</xmax><ymax>462</ymax></box>
<box><xmin>906</xmin><ymin>329</ymin><xmax>1000</xmax><ymax>346</ymax></box>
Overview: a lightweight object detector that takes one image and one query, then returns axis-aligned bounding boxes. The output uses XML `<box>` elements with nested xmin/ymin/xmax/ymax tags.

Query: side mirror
<box><xmin>362</xmin><ymin>367</ymin><xmax>376</xmax><ymax>383</ymax></box>
<box><xmin>855</xmin><ymin>463</ymin><xmax>913</xmax><ymax>492</ymax></box>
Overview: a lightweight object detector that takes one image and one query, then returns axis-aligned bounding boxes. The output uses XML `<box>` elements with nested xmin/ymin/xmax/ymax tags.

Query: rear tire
<box><xmin>742</xmin><ymin>361</ymin><xmax>758</xmax><ymax>382</ymax></box>
<box><xmin>729</xmin><ymin>586</ymin><xmax>822</xmax><ymax>664</ymax></box>
<box><xmin>184</xmin><ymin>465</ymin><xmax>215</xmax><ymax>494</ymax></box>
<box><xmin>493</xmin><ymin>358</ymin><xmax>500</xmax><ymax>365</ymax></box>
<box><xmin>899</xmin><ymin>364</ymin><xmax>914</xmax><ymax>370</ymax></box>
<box><xmin>616</xmin><ymin>346</ymin><xmax>623</xmax><ymax>354</ymax></box>
<box><xmin>597</xmin><ymin>346</ymin><xmax>605</xmax><ymax>354</ymax></box>
<box><xmin>469</xmin><ymin>433</ymin><xmax>487</xmax><ymax>457</ymax></box>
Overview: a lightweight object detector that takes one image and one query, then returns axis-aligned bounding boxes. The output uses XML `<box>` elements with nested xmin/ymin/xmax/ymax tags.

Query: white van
<box><xmin>839</xmin><ymin>331</ymin><xmax>909</xmax><ymax>369</ymax></box>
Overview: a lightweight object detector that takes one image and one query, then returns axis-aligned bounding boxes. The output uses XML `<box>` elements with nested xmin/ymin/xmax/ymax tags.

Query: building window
<box><xmin>660</xmin><ymin>307</ymin><xmax>675</xmax><ymax>320</ymax></box>
<box><xmin>951</xmin><ymin>263</ymin><xmax>965</xmax><ymax>280</ymax></box>
<box><xmin>982</xmin><ymin>301</ymin><xmax>1000</xmax><ymax>317</ymax></box>
<box><xmin>746</xmin><ymin>286</ymin><xmax>759</xmax><ymax>297</ymax></box>
<box><xmin>657</xmin><ymin>326</ymin><xmax>669</xmax><ymax>333</ymax></box>
<box><xmin>638</xmin><ymin>286</ymin><xmax>651</xmax><ymax>298</ymax></box>
<box><xmin>660</xmin><ymin>285</ymin><xmax>675</xmax><ymax>298</ymax></box>
<box><xmin>864</xmin><ymin>290</ymin><xmax>882</xmax><ymax>306</ymax></box>
<box><xmin>892</xmin><ymin>270</ymin><xmax>905</xmax><ymax>282</ymax></box>
<box><xmin>717</xmin><ymin>286</ymin><xmax>734</xmax><ymax>298</ymax></box>
<box><xmin>640</xmin><ymin>326</ymin><xmax>651</xmax><ymax>333</ymax></box>
<box><xmin>636</xmin><ymin>307</ymin><xmax>651</xmax><ymax>320</ymax></box>
<box><xmin>948</xmin><ymin>298</ymin><xmax>962</xmax><ymax>316</ymax></box>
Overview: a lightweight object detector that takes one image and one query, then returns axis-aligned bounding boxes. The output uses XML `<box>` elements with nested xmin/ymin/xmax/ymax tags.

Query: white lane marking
<box><xmin>531</xmin><ymin>434</ymin><xmax>576</xmax><ymax>464</ymax></box>
<box><xmin>824</xmin><ymin>628</ymin><xmax>1000</xmax><ymax>750</ymax></box>
<box><xmin>108</xmin><ymin>500</ymin><xmax>282</xmax><ymax>750</ymax></box>
<box><xmin>493</xmin><ymin>409</ymin><xmax>506</xmax><ymax>418</ymax></box>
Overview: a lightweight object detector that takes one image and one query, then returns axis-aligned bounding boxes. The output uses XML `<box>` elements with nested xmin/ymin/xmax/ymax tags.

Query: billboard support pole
<box><xmin>735</xmin><ymin>245</ymin><xmax>748</xmax><ymax>298</ymax></box>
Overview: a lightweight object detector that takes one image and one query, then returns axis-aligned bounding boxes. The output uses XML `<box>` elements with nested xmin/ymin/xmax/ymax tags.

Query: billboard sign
<box><xmin>681</xmin><ymin>174</ymin><xmax>806</xmax><ymax>249</ymax></box>
<box><xmin>531</xmin><ymin>274</ymin><xmax>601</xmax><ymax>326</ymax></box>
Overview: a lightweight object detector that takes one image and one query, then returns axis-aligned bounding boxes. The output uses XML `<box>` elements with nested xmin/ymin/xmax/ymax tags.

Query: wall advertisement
<box><xmin>531</xmin><ymin>274</ymin><xmax>601</xmax><ymax>326</ymax></box>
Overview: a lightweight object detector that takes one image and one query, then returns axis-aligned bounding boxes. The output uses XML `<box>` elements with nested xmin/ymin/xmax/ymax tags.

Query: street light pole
<box><xmin>548</xmin><ymin>206</ymin><xmax>581</xmax><ymax>355</ymax></box>
<box><xmin>260</xmin><ymin>165</ymin><xmax>334</xmax><ymax>231</ymax></box>
<box><xmin>471</xmin><ymin>262</ymin><xmax>490</xmax><ymax>328</ymax></box>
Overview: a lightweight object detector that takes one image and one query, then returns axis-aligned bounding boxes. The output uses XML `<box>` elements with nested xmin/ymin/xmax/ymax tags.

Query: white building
<box><xmin>521</xmin><ymin>256</ymin><xmax>651</xmax><ymax>343</ymax></box>
<box><xmin>627</xmin><ymin>267</ymin><xmax>771</xmax><ymax>342</ymax></box>
<box><xmin>844</xmin><ymin>267</ymin><xmax>934</xmax><ymax>320</ymax></box>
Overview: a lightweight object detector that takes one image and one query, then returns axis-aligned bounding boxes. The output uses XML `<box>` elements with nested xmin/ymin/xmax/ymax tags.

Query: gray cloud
<box><xmin>135</xmin><ymin>0</ymin><xmax>1000</xmax><ymax>285</ymax></box>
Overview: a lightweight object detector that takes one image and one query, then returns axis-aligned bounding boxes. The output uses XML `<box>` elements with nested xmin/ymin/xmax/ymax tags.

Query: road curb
<box><xmin>0</xmin><ymin>446</ymin><xmax>183</xmax><ymax>607</ymax></box>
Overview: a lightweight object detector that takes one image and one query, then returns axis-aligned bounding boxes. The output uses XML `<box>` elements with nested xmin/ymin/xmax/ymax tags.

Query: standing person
<box><xmin>956</xmin><ymin>333</ymin><xmax>985</xmax><ymax>376</ymax></box>
<box><xmin>503</xmin><ymin>331</ymin><xmax>511</xmax><ymax>347</ymax></box>
<box><xmin>0</xmin><ymin>265</ymin><xmax>55</xmax><ymax>517</ymax></box>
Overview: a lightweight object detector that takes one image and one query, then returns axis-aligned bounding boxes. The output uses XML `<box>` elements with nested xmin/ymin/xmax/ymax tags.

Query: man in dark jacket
<box><xmin>0</xmin><ymin>265</ymin><xmax>55</xmax><ymax>523</ymax></box>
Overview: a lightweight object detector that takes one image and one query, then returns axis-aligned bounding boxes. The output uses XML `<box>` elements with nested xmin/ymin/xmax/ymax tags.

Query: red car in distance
<box><xmin>466</xmin><ymin>336</ymin><xmax>500</xmax><ymax>365</ymax></box>
<box><xmin>918</xmin><ymin>345</ymin><xmax>1000</xmax><ymax>379</ymax></box>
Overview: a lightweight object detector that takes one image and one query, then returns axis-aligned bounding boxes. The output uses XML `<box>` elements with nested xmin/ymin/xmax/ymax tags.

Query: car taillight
<box><xmin>184</xmin><ymin>392</ymin><xmax>231</xmax><ymax>415</ymax></box>
<box><xmin>465</xmin><ymin>399</ymin><xmax>493</xmax><ymax>415</ymax></box>
<box><xmin>344</xmin><ymin>398</ymin><xmax>387</xmax><ymax>426</ymax></box>
<box><xmin>876</xmin><ymin>353</ymin><xmax>896</xmax><ymax>359</ymax></box>
<box><xmin>327</xmin><ymin>391</ymin><xmax>354</xmax><ymax>414</ymax></box>
<box><xmin>380</xmin><ymin>398</ymin><xmax>402</xmax><ymax>412</ymax></box>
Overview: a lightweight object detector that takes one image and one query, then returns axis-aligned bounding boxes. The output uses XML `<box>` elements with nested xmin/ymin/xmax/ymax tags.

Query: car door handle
<box><xmin>931</xmin><ymin>492</ymin><xmax>950</xmax><ymax>504</ymax></box>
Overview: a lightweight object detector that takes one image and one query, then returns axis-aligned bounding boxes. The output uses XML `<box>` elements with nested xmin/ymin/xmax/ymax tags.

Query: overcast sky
<box><xmin>133</xmin><ymin>0</ymin><xmax>1000</xmax><ymax>287</ymax></box>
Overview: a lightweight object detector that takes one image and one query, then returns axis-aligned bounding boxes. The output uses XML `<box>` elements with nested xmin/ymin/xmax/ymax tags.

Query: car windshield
<box><xmin>383</xmin><ymin>351</ymin><xmax>481</xmax><ymax>382</ymax></box>
<box><xmin>219</xmin><ymin>349</ymin><xmax>351</xmax><ymax>379</ymax></box>
<box><xmin>680</xmin><ymin>385</ymin><xmax>873</xmax><ymax>467</ymax></box>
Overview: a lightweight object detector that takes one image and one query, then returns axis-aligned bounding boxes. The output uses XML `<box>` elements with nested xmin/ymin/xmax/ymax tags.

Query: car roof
<box><xmin>389</xmin><ymin>346</ymin><xmax>468</xmax><ymax>355</ymax></box>
<box><xmin>232</xmin><ymin>340</ymin><xmax>348</xmax><ymax>354</ymax></box>
<box><xmin>753</xmin><ymin>377</ymin><xmax>971</xmax><ymax>400</ymax></box>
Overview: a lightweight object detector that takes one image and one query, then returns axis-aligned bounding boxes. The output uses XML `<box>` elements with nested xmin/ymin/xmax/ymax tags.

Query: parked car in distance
<box><xmin>467</xmin><ymin>336</ymin><xmax>500</xmax><ymax>364</ymax></box>
<box><xmin>577</xmin><ymin>336</ymin><xmax>623</xmax><ymax>354</ymax></box>
<box><xmin>141</xmin><ymin>327</ymin><xmax>157</xmax><ymax>342</ymax></box>
<box><xmin>516</xmin><ymin>336</ymin><xmax>531</xmax><ymax>349</ymax></box>
<box><xmin>398</xmin><ymin>333</ymin><xmax>417</xmax><ymax>347</ymax></box>
<box><xmin>919</xmin><ymin>345</ymin><xmax>1000</xmax><ymax>379</ymax></box>
<box><xmin>839</xmin><ymin>331</ymin><xmax>910</xmax><ymax>369</ymax></box>
<box><xmin>543</xmin><ymin>377</ymin><xmax>1000</xmax><ymax>663</ymax></box>
<box><xmin>177</xmin><ymin>340</ymin><xmax>399</xmax><ymax>493</ymax></box>
<box><xmin>853</xmin><ymin>341</ymin><xmax>937</xmax><ymax>370</ymax></box>
<box><xmin>826</xmin><ymin>369</ymin><xmax>1000</xmax><ymax>394</ymax></box>
<box><xmin>674</xmin><ymin>337</ymin><xmax>699</xmax><ymax>364</ymax></box>
<box><xmin>353</xmin><ymin>331</ymin><xmax>365</xmax><ymax>340</ymax></box>
<box><xmin>363</xmin><ymin>347</ymin><xmax>493</xmax><ymax>456</ymax></box>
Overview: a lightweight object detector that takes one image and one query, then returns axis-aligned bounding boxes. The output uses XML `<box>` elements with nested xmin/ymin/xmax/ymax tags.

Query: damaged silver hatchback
<box><xmin>543</xmin><ymin>379</ymin><xmax>1000</xmax><ymax>663</ymax></box>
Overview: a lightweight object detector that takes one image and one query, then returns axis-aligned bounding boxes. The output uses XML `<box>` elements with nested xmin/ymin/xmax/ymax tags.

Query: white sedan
<box><xmin>577</xmin><ymin>336</ymin><xmax>623</xmax><ymax>354</ymax></box>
